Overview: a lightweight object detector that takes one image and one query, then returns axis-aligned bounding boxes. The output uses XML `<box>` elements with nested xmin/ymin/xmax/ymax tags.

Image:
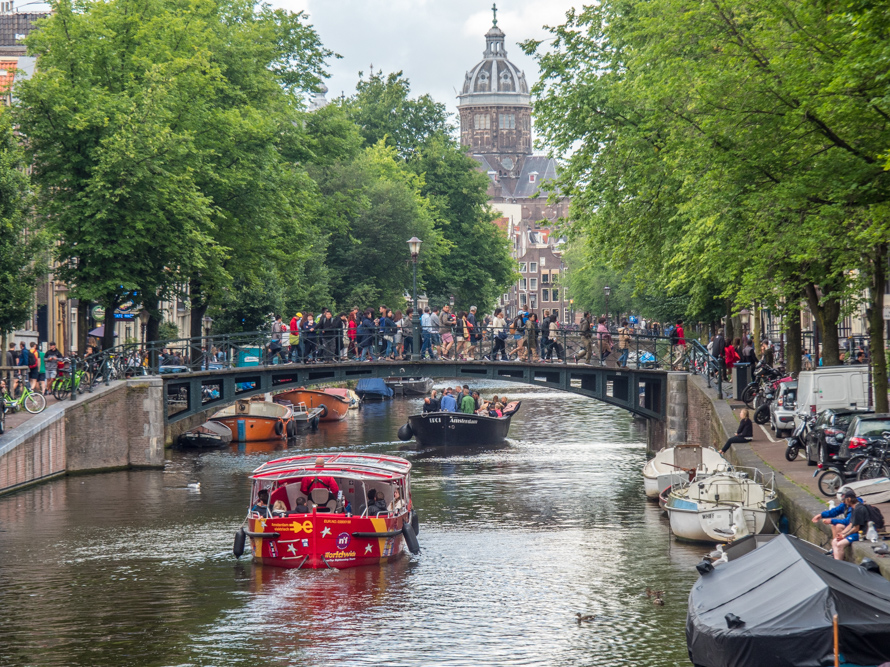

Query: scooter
<box><xmin>753</xmin><ymin>393</ymin><xmax>774</xmax><ymax>425</ymax></box>
<box><xmin>785</xmin><ymin>414</ymin><xmax>814</xmax><ymax>462</ymax></box>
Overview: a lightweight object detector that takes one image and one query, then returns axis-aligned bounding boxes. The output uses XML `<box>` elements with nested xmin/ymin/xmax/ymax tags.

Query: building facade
<box><xmin>457</xmin><ymin>10</ymin><xmax>575</xmax><ymax>323</ymax></box>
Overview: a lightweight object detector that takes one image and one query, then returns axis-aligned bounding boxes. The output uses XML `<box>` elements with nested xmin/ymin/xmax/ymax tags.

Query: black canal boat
<box><xmin>398</xmin><ymin>401</ymin><xmax>520</xmax><ymax>447</ymax></box>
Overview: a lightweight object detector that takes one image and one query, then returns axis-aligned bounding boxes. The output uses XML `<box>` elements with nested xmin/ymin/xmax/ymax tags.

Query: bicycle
<box><xmin>52</xmin><ymin>360</ymin><xmax>88</xmax><ymax>400</ymax></box>
<box><xmin>2</xmin><ymin>377</ymin><xmax>46</xmax><ymax>414</ymax></box>
<box><xmin>855</xmin><ymin>434</ymin><xmax>890</xmax><ymax>481</ymax></box>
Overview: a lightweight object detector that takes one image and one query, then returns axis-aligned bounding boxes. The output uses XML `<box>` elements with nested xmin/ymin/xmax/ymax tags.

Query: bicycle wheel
<box><xmin>857</xmin><ymin>461</ymin><xmax>890</xmax><ymax>481</ymax></box>
<box><xmin>754</xmin><ymin>403</ymin><xmax>770</xmax><ymax>425</ymax></box>
<box><xmin>818</xmin><ymin>469</ymin><xmax>845</xmax><ymax>497</ymax></box>
<box><xmin>53</xmin><ymin>378</ymin><xmax>69</xmax><ymax>400</ymax></box>
<box><xmin>23</xmin><ymin>391</ymin><xmax>46</xmax><ymax>414</ymax></box>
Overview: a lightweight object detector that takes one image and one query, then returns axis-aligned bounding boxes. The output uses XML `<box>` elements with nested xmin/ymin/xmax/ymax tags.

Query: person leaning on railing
<box><xmin>617</xmin><ymin>319</ymin><xmax>632</xmax><ymax>368</ymax></box>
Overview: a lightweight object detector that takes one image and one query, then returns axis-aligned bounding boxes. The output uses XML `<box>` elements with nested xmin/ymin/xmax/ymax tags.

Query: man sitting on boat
<box><xmin>251</xmin><ymin>489</ymin><xmax>270</xmax><ymax>517</ymax></box>
<box><xmin>460</xmin><ymin>389</ymin><xmax>476</xmax><ymax>414</ymax></box>
<box><xmin>439</xmin><ymin>388</ymin><xmax>457</xmax><ymax>412</ymax></box>
<box><xmin>299</xmin><ymin>457</ymin><xmax>341</xmax><ymax>498</ymax></box>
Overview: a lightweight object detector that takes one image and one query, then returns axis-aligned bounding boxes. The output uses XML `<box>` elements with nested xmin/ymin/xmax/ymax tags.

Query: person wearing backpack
<box><xmin>832</xmin><ymin>488</ymin><xmax>874</xmax><ymax>560</ymax></box>
<box><xmin>597</xmin><ymin>317</ymin><xmax>612</xmax><ymax>366</ymax></box>
<box><xmin>27</xmin><ymin>342</ymin><xmax>40</xmax><ymax>390</ymax></box>
<box><xmin>575</xmin><ymin>312</ymin><xmax>594</xmax><ymax>365</ymax></box>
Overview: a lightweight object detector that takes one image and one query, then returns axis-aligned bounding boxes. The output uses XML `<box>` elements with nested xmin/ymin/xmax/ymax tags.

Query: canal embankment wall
<box><xmin>684</xmin><ymin>374</ymin><xmax>890</xmax><ymax>578</ymax></box>
<box><xmin>0</xmin><ymin>378</ymin><xmax>165</xmax><ymax>497</ymax></box>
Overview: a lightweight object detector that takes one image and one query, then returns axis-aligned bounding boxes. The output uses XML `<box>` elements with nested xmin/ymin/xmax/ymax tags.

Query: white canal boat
<box><xmin>642</xmin><ymin>445</ymin><xmax>728</xmax><ymax>500</ymax></box>
<box><xmin>664</xmin><ymin>467</ymin><xmax>781</xmax><ymax>543</ymax></box>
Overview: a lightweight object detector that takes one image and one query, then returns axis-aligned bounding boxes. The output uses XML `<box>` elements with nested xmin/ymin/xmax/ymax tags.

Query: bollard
<box><xmin>70</xmin><ymin>358</ymin><xmax>77</xmax><ymax>402</ymax></box>
<box><xmin>717</xmin><ymin>358</ymin><xmax>724</xmax><ymax>399</ymax></box>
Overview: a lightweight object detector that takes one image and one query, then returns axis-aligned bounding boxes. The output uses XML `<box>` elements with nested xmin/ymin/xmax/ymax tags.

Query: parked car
<box><xmin>836</xmin><ymin>414</ymin><xmax>890</xmax><ymax>462</ymax></box>
<box><xmin>769</xmin><ymin>381</ymin><xmax>797</xmax><ymax>437</ymax></box>
<box><xmin>804</xmin><ymin>408</ymin><xmax>872</xmax><ymax>466</ymax></box>
<box><xmin>794</xmin><ymin>366</ymin><xmax>869</xmax><ymax>426</ymax></box>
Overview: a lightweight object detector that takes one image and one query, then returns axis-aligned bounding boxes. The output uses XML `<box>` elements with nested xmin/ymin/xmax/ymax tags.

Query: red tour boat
<box><xmin>232</xmin><ymin>453</ymin><xmax>420</xmax><ymax>569</ymax></box>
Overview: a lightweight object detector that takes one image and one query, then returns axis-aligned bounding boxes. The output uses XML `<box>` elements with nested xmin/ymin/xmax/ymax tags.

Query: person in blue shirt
<box><xmin>419</xmin><ymin>307</ymin><xmax>433</xmax><ymax>359</ymax></box>
<box><xmin>439</xmin><ymin>388</ymin><xmax>457</xmax><ymax>412</ymax></box>
<box><xmin>812</xmin><ymin>489</ymin><xmax>863</xmax><ymax>540</ymax></box>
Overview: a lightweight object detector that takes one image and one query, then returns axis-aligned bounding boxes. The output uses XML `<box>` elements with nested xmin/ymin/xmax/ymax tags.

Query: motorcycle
<box><xmin>785</xmin><ymin>415</ymin><xmax>813</xmax><ymax>462</ymax></box>
<box><xmin>741</xmin><ymin>363</ymin><xmax>791</xmax><ymax>408</ymax></box>
<box><xmin>753</xmin><ymin>392</ymin><xmax>774</xmax><ymax>425</ymax></box>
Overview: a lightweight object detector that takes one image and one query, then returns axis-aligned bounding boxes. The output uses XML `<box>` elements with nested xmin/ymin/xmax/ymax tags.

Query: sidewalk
<box><xmin>4</xmin><ymin>391</ymin><xmax>64</xmax><ymax>432</ymax></box>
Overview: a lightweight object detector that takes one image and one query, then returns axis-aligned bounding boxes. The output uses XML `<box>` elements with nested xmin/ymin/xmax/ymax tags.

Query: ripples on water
<box><xmin>0</xmin><ymin>382</ymin><xmax>702</xmax><ymax>666</ymax></box>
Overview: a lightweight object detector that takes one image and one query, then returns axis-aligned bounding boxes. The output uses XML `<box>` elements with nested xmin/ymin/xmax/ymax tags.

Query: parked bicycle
<box><xmin>51</xmin><ymin>359</ymin><xmax>88</xmax><ymax>400</ymax></box>
<box><xmin>1</xmin><ymin>374</ymin><xmax>46</xmax><ymax>414</ymax></box>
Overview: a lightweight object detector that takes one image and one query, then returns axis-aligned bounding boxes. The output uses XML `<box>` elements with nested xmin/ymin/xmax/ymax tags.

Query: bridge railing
<box><xmin>79</xmin><ymin>325</ymin><xmax>686</xmax><ymax>384</ymax></box>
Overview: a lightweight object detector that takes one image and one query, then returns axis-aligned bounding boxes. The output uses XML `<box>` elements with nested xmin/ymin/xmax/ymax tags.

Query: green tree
<box><xmin>0</xmin><ymin>111</ymin><xmax>45</xmax><ymax>343</ymax></box>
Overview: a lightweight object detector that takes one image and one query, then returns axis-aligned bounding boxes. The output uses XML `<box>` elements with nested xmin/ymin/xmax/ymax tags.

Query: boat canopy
<box><xmin>250</xmin><ymin>453</ymin><xmax>411</xmax><ymax>483</ymax></box>
<box><xmin>687</xmin><ymin>533</ymin><xmax>890</xmax><ymax>667</ymax></box>
<box><xmin>356</xmin><ymin>378</ymin><xmax>393</xmax><ymax>398</ymax></box>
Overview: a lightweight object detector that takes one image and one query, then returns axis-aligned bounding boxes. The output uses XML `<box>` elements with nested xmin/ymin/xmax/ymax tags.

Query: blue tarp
<box><xmin>356</xmin><ymin>378</ymin><xmax>393</xmax><ymax>398</ymax></box>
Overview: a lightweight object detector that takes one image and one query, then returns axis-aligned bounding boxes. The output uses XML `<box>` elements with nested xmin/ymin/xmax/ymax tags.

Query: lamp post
<box><xmin>570</xmin><ymin>298</ymin><xmax>574</xmax><ymax>325</ymax></box>
<box><xmin>408</xmin><ymin>237</ymin><xmax>422</xmax><ymax>361</ymax></box>
<box><xmin>604</xmin><ymin>285</ymin><xmax>611</xmax><ymax>325</ymax></box>
<box><xmin>202</xmin><ymin>315</ymin><xmax>213</xmax><ymax>370</ymax></box>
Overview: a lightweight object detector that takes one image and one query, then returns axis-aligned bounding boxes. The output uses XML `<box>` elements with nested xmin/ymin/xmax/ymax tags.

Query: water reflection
<box><xmin>0</xmin><ymin>382</ymin><xmax>702</xmax><ymax>666</ymax></box>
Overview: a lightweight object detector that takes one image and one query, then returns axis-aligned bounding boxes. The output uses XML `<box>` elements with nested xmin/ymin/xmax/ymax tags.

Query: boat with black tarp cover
<box><xmin>398</xmin><ymin>401</ymin><xmax>520</xmax><ymax>447</ymax></box>
<box><xmin>687</xmin><ymin>533</ymin><xmax>890</xmax><ymax>667</ymax></box>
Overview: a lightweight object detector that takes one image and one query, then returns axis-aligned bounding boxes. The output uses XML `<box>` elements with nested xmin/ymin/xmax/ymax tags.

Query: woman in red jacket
<box><xmin>725</xmin><ymin>341</ymin><xmax>740</xmax><ymax>376</ymax></box>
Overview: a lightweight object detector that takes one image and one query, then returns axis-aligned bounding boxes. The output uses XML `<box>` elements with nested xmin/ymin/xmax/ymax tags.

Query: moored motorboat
<box><xmin>384</xmin><ymin>377</ymin><xmax>434</xmax><ymax>397</ymax></box>
<box><xmin>177</xmin><ymin>421</ymin><xmax>233</xmax><ymax>448</ymax></box>
<box><xmin>643</xmin><ymin>445</ymin><xmax>728</xmax><ymax>500</ymax></box>
<box><xmin>274</xmin><ymin>388</ymin><xmax>350</xmax><ymax>422</ymax></box>
<box><xmin>210</xmin><ymin>400</ymin><xmax>292</xmax><ymax>442</ymax></box>
<box><xmin>355</xmin><ymin>378</ymin><xmax>393</xmax><ymax>401</ymax></box>
<box><xmin>842</xmin><ymin>477</ymin><xmax>890</xmax><ymax>505</ymax></box>
<box><xmin>688</xmin><ymin>533</ymin><xmax>890</xmax><ymax>667</ymax></box>
<box><xmin>398</xmin><ymin>401</ymin><xmax>520</xmax><ymax>447</ymax></box>
<box><xmin>665</xmin><ymin>467</ymin><xmax>780</xmax><ymax>543</ymax></box>
<box><xmin>232</xmin><ymin>453</ymin><xmax>420</xmax><ymax>569</ymax></box>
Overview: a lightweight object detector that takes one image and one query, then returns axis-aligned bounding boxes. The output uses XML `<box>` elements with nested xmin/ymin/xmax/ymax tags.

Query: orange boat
<box><xmin>210</xmin><ymin>400</ymin><xmax>293</xmax><ymax>441</ymax></box>
<box><xmin>274</xmin><ymin>388</ymin><xmax>350</xmax><ymax>422</ymax></box>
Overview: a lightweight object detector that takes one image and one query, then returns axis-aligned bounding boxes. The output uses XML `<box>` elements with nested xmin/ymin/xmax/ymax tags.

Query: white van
<box><xmin>794</xmin><ymin>366</ymin><xmax>870</xmax><ymax>424</ymax></box>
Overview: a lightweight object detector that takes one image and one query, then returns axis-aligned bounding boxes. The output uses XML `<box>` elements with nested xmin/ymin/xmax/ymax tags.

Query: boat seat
<box><xmin>269</xmin><ymin>487</ymin><xmax>291</xmax><ymax>511</ymax></box>
<box><xmin>310</xmin><ymin>487</ymin><xmax>337</xmax><ymax>513</ymax></box>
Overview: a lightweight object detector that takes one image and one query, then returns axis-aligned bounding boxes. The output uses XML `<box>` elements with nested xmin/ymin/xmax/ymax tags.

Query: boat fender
<box><xmin>318</xmin><ymin>404</ymin><xmax>328</xmax><ymax>418</ymax></box>
<box><xmin>411</xmin><ymin>509</ymin><xmax>419</xmax><ymax>535</ymax></box>
<box><xmin>233</xmin><ymin>528</ymin><xmax>246</xmax><ymax>558</ymax></box>
<box><xmin>401</xmin><ymin>522</ymin><xmax>420</xmax><ymax>555</ymax></box>
<box><xmin>243</xmin><ymin>530</ymin><xmax>281</xmax><ymax>539</ymax></box>
<box><xmin>275</xmin><ymin>420</ymin><xmax>284</xmax><ymax>436</ymax></box>
<box><xmin>397</xmin><ymin>423</ymin><xmax>413</xmax><ymax>441</ymax></box>
<box><xmin>286</xmin><ymin>420</ymin><xmax>296</xmax><ymax>437</ymax></box>
<box><xmin>310</xmin><ymin>415</ymin><xmax>319</xmax><ymax>430</ymax></box>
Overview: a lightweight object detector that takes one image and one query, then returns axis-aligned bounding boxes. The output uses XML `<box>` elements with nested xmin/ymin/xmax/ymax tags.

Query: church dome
<box><xmin>458</xmin><ymin>9</ymin><xmax>529</xmax><ymax>108</ymax></box>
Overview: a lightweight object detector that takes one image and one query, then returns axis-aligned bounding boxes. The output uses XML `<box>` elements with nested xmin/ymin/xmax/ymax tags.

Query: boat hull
<box><xmin>211</xmin><ymin>415</ymin><xmax>286</xmax><ymax>442</ymax></box>
<box><xmin>247</xmin><ymin>511</ymin><xmax>409</xmax><ymax>569</ymax></box>
<box><xmin>385</xmin><ymin>377</ymin><xmax>434</xmax><ymax>396</ymax></box>
<box><xmin>666</xmin><ymin>500</ymin><xmax>780</xmax><ymax>543</ymax></box>
<box><xmin>406</xmin><ymin>411</ymin><xmax>513</xmax><ymax>447</ymax></box>
<box><xmin>275</xmin><ymin>389</ymin><xmax>349</xmax><ymax>422</ymax></box>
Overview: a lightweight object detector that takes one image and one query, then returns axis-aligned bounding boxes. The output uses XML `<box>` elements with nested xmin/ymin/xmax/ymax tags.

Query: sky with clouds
<box><xmin>274</xmin><ymin>0</ymin><xmax>579</xmax><ymax>119</ymax></box>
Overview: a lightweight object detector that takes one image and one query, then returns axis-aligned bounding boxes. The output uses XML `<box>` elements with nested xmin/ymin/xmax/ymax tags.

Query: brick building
<box><xmin>457</xmin><ymin>8</ymin><xmax>574</xmax><ymax>323</ymax></box>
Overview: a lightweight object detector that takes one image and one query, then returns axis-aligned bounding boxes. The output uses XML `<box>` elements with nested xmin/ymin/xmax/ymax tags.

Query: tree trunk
<box><xmin>868</xmin><ymin>248</ymin><xmax>888</xmax><ymax>413</ymax></box>
<box><xmin>77</xmin><ymin>300</ymin><xmax>89</xmax><ymax>355</ymax></box>
<box><xmin>101</xmin><ymin>296</ymin><xmax>120</xmax><ymax>352</ymax></box>
<box><xmin>804</xmin><ymin>283</ymin><xmax>841</xmax><ymax>366</ymax></box>
<box><xmin>786</xmin><ymin>306</ymin><xmax>802</xmax><ymax>377</ymax></box>
<box><xmin>724</xmin><ymin>299</ymin><xmax>735</xmax><ymax>344</ymax></box>
<box><xmin>143</xmin><ymin>294</ymin><xmax>161</xmax><ymax>370</ymax></box>
<box><xmin>753</xmin><ymin>301</ymin><xmax>760</xmax><ymax>347</ymax></box>
<box><xmin>189</xmin><ymin>277</ymin><xmax>207</xmax><ymax>340</ymax></box>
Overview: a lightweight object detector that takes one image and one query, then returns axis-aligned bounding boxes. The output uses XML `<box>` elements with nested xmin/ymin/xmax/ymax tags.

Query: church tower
<box><xmin>457</xmin><ymin>5</ymin><xmax>531</xmax><ymax>181</ymax></box>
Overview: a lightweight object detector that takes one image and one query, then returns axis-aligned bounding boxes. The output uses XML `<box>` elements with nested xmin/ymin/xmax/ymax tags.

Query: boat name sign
<box><xmin>449</xmin><ymin>418</ymin><xmax>478</xmax><ymax>425</ymax></box>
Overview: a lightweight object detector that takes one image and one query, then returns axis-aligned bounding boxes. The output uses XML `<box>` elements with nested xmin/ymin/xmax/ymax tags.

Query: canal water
<box><xmin>0</xmin><ymin>383</ymin><xmax>703</xmax><ymax>666</ymax></box>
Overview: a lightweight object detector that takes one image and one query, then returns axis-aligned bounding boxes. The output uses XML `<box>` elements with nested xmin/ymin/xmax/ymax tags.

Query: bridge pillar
<box><xmin>648</xmin><ymin>372</ymin><xmax>688</xmax><ymax>453</ymax></box>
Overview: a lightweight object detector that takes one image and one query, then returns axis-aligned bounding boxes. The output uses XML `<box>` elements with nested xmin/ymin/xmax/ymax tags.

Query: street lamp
<box><xmin>408</xmin><ymin>237</ymin><xmax>422</xmax><ymax>361</ymax></box>
<box><xmin>570</xmin><ymin>298</ymin><xmax>574</xmax><ymax>325</ymax></box>
<box><xmin>139</xmin><ymin>308</ymin><xmax>150</xmax><ymax>350</ymax></box>
<box><xmin>202</xmin><ymin>315</ymin><xmax>213</xmax><ymax>370</ymax></box>
<box><xmin>604</xmin><ymin>285</ymin><xmax>611</xmax><ymax>325</ymax></box>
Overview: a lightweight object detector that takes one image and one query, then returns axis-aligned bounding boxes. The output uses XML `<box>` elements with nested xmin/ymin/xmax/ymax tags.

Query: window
<box><xmin>552</xmin><ymin>288</ymin><xmax>559</xmax><ymax>301</ymax></box>
<box><xmin>519</xmin><ymin>278</ymin><xmax>527</xmax><ymax>290</ymax></box>
<box><xmin>530</xmin><ymin>294</ymin><xmax>538</xmax><ymax>309</ymax></box>
<box><xmin>503</xmin><ymin>293</ymin><xmax>509</xmax><ymax>302</ymax></box>
<box><xmin>474</xmin><ymin>114</ymin><xmax>491</xmax><ymax>130</ymax></box>
<box><xmin>519</xmin><ymin>262</ymin><xmax>527</xmax><ymax>273</ymax></box>
<box><xmin>529</xmin><ymin>172</ymin><xmax>538</xmax><ymax>183</ymax></box>
<box><xmin>540</xmin><ymin>257</ymin><xmax>546</xmax><ymax>267</ymax></box>
<box><xmin>499</xmin><ymin>113</ymin><xmax>515</xmax><ymax>129</ymax></box>
<box><xmin>551</xmin><ymin>270</ymin><xmax>560</xmax><ymax>284</ymax></box>
<box><xmin>529</xmin><ymin>278</ymin><xmax>537</xmax><ymax>290</ymax></box>
<box><xmin>529</xmin><ymin>262</ymin><xmax>538</xmax><ymax>273</ymax></box>
<box><xmin>541</xmin><ymin>272</ymin><xmax>549</xmax><ymax>284</ymax></box>
<box><xmin>519</xmin><ymin>293</ymin><xmax>527</xmax><ymax>307</ymax></box>
<box><xmin>542</xmin><ymin>289</ymin><xmax>549</xmax><ymax>302</ymax></box>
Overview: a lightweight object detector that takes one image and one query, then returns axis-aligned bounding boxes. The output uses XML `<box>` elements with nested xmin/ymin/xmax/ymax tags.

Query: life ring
<box><xmin>411</xmin><ymin>509</ymin><xmax>419</xmax><ymax>535</ymax></box>
<box><xmin>318</xmin><ymin>404</ymin><xmax>328</xmax><ymax>418</ymax></box>
<box><xmin>397</xmin><ymin>423</ymin><xmax>413</xmax><ymax>441</ymax></box>
<box><xmin>233</xmin><ymin>527</ymin><xmax>246</xmax><ymax>558</ymax></box>
<box><xmin>401</xmin><ymin>522</ymin><xmax>420</xmax><ymax>554</ymax></box>
<box><xmin>274</xmin><ymin>420</ymin><xmax>284</xmax><ymax>436</ymax></box>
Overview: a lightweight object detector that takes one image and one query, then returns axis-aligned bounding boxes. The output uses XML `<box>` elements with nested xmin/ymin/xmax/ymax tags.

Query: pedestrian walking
<box><xmin>575</xmin><ymin>312</ymin><xmax>594</xmax><ymax>364</ymax></box>
<box><xmin>617</xmin><ymin>319</ymin><xmax>631</xmax><ymax>368</ymax></box>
